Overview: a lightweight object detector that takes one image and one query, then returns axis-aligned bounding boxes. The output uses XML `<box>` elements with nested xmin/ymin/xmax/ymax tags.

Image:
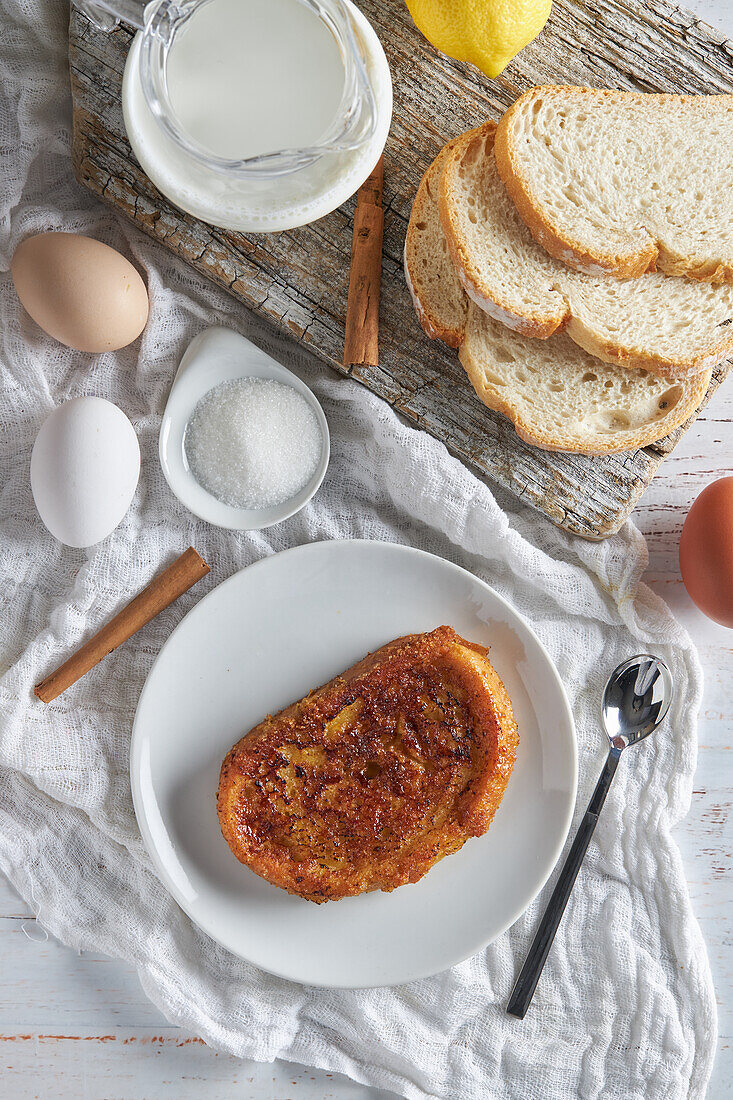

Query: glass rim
<box><xmin>138</xmin><ymin>0</ymin><xmax>379</xmax><ymax>178</ymax></box>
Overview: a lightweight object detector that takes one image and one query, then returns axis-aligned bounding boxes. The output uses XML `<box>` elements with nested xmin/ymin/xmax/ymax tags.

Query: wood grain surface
<box><xmin>67</xmin><ymin>0</ymin><xmax>733</xmax><ymax>540</ymax></box>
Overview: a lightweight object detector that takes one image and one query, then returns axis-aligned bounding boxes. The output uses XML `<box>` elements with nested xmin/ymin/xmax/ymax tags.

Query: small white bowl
<box><xmin>159</xmin><ymin>326</ymin><xmax>330</xmax><ymax>529</ymax></box>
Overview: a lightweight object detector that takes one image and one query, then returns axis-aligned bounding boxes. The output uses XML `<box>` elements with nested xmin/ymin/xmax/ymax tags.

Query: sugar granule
<box><xmin>184</xmin><ymin>377</ymin><xmax>323</xmax><ymax>509</ymax></box>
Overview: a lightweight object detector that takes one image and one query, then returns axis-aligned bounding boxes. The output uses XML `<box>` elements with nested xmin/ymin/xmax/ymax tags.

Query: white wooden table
<box><xmin>3</xmin><ymin>2</ymin><xmax>732</xmax><ymax>1095</ymax></box>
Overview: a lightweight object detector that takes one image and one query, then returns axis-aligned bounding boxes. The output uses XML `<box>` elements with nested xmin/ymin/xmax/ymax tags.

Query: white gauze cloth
<box><xmin>0</xmin><ymin>2</ymin><xmax>717</xmax><ymax>1098</ymax></box>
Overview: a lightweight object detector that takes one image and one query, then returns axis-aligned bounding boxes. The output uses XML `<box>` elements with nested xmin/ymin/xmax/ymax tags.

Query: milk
<box><xmin>165</xmin><ymin>0</ymin><xmax>347</xmax><ymax>160</ymax></box>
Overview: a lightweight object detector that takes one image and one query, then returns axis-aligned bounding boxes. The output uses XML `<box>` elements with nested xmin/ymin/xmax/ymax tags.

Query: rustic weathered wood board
<box><xmin>68</xmin><ymin>0</ymin><xmax>733</xmax><ymax>538</ymax></box>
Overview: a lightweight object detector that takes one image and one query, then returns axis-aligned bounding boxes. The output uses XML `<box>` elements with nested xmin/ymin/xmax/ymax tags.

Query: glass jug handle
<box><xmin>75</xmin><ymin>0</ymin><xmax>146</xmax><ymax>31</ymax></box>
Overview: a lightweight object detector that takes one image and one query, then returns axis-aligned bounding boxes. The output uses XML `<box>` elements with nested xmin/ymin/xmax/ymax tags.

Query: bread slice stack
<box><xmin>404</xmin><ymin>88</ymin><xmax>733</xmax><ymax>455</ymax></box>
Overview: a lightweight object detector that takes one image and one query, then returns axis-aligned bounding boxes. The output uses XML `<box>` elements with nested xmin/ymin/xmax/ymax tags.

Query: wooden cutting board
<box><xmin>68</xmin><ymin>0</ymin><xmax>733</xmax><ymax>538</ymax></box>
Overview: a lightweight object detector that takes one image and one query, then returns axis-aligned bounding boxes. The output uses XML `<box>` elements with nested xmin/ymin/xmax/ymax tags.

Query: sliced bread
<box><xmin>404</xmin><ymin>144</ymin><xmax>713</xmax><ymax>454</ymax></box>
<box><xmin>404</xmin><ymin>138</ymin><xmax>469</xmax><ymax>347</ymax></box>
<box><xmin>439</xmin><ymin>122</ymin><xmax>733</xmax><ymax>379</ymax></box>
<box><xmin>459</xmin><ymin>305</ymin><xmax>711</xmax><ymax>454</ymax></box>
<box><xmin>494</xmin><ymin>86</ymin><xmax>733</xmax><ymax>282</ymax></box>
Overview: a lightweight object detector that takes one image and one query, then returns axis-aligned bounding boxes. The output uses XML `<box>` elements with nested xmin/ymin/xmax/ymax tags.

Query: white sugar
<box><xmin>184</xmin><ymin>377</ymin><xmax>323</xmax><ymax>510</ymax></box>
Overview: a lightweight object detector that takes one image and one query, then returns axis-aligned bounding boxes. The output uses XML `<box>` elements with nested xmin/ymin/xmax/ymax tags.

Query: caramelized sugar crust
<box><xmin>217</xmin><ymin>626</ymin><xmax>518</xmax><ymax>902</ymax></box>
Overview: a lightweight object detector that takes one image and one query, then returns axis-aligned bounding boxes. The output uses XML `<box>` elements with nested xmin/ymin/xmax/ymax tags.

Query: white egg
<box><xmin>31</xmin><ymin>397</ymin><xmax>140</xmax><ymax>548</ymax></box>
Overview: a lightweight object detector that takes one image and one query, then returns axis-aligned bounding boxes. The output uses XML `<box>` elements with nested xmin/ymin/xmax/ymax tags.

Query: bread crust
<box><xmin>217</xmin><ymin>626</ymin><xmax>518</xmax><ymax>903</ymax></box>
<box><xmin>495</xmin><ymin>86</ymin><xmax>733</xmax><ymax>283</ymax></box>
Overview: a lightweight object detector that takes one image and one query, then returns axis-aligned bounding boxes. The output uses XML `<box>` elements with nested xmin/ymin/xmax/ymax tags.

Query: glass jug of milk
<box><xmin>78</xmin><ymin>0</ymin><xmax>393</xmax><ymax>231</ymax></box>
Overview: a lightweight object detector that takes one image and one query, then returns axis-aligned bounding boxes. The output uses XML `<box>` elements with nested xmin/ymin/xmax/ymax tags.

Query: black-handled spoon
<box><xmin>507</xmin><ymin>653</ymin><xmax>673</xmax><ymax>1019</ymax></box>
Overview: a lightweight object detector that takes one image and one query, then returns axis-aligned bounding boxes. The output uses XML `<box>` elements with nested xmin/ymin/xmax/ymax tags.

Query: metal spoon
<box><xmin>506</xmin><ymin>653</ymin><xmax>673</xmax><ymax>1019</ymax></box>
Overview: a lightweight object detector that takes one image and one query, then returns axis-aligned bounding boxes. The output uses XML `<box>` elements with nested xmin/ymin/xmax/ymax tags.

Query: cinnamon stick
<box><xmin>34</xmin><ymin>547</ymin><xmax>210</xmax><ymax>704</ymax></box>
<box><xmin>343</xmin><ymin>156</ymin><xmax>384</xmax><ymax>368</ymax></box>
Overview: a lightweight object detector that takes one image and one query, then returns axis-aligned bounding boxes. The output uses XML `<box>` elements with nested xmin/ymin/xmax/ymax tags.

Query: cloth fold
<box><xmin>0</xmin><ymin>2</ymin><xmax>716</xmax><ymax>1097</ymax></box>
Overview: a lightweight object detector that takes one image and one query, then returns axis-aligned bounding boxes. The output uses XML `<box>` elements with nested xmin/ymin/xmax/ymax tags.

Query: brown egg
<box><xmin>679</xmin><ymin>477</ymin><xmax>733</xmax><ymax>628</ymax></box>
<box><xmin>10</xmin><ymin>232</ymin><xmax>148</xmax><ymax>352</ymax></box>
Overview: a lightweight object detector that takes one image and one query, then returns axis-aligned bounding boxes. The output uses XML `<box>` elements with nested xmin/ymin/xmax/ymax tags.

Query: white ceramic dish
<box><xmin>159</xmin><ymin>326</ymin><xmax>330</xmax><ymax>529</ymax></box>
<box><xmin>121</xmin><ymin>0</ymin><xmax>393</xmax><ymax>232</ymax></box>
<box><xmin>130</xmin><ymin>540</ymin><xmax>577</xmax><ymax>988</ymax></box>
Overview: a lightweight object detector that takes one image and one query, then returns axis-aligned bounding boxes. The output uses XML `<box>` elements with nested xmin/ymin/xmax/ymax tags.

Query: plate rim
<box><xmin>130</xmin><ymin>539</ymin><xmax>578</xmax><ymax>988</ymax></box>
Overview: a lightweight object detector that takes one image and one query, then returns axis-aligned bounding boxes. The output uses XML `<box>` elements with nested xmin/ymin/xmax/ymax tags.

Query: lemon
<box><xmin>405</xmin><ymin>0</ymin><xmax>552</xmax><ymax>79</ymax></box>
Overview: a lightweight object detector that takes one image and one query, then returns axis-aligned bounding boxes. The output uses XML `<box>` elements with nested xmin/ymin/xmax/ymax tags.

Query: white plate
<box><xmin>121</xmin><ymin>2</ymin><xmax>393</xmax><ymax>233</ymax></box>
<box><xmin>131</xmin><ymin>540</ymin><xmax>577</xmax><ymax>988</ymax></box>
<box><xmin>159</xmin><ymin>327</ymin><xmax>330</xmax><ymax>530</ymax></box>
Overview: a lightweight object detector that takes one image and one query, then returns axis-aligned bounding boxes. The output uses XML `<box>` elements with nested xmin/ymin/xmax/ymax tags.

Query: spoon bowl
<box><xmin>602</xmin><ymin>654</ymin><xmax>673</xmax><ymax>748</ymax></box>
